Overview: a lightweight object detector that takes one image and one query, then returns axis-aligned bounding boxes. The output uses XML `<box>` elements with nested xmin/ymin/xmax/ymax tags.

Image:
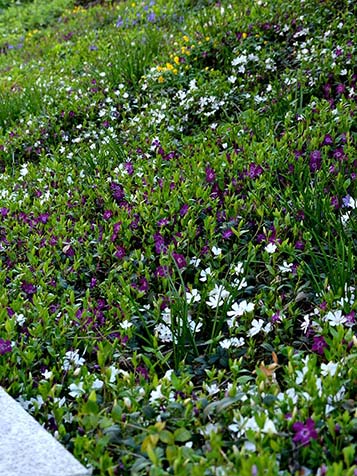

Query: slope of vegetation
<box><xmin>0</xmin><ymin>0</ymin><xmax>356</xmax><ymax>474</ymax></box>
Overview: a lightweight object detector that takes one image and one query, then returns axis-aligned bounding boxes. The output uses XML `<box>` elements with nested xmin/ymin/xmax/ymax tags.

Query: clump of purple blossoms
<box><xmin>292</xmin><ymin>418</ymin><xmax>318</xmax><ymax>446</ymax></box>
<box><xmin>0</xmin><ymin>339</ymin><xmax>12</xmax><ymax>355</ymax></box>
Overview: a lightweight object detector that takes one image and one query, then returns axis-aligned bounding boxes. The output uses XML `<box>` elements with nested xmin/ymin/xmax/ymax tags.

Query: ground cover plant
<box><xmin>0</xmin><ymin>0</ymin><xmax>356</xmax><ymax>474</ymax></box>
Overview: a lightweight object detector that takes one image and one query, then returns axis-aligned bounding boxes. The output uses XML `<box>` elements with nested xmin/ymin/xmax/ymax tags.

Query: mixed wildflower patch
<box><xmin>0</xmin><ymin>0</ymin><xmax>356</xmax><ymax>474</ymax></box>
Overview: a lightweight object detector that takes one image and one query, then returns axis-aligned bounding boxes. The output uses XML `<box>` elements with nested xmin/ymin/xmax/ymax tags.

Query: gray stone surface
<box><xmin>0</xmin><ymin>387</ymin><xmax>91</xmax><ymax>476</ymax></box>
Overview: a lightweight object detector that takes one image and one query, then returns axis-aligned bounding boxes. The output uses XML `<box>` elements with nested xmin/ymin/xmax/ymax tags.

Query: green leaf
<box><xmin>174</xmin><ymin>427</ymin><xmax>192</xmax><ymax>442</ymax></box>
<box><xmin>159</xmin><ymin>430</ymin><xmax>174</xmax><ymax>445</ymax></box>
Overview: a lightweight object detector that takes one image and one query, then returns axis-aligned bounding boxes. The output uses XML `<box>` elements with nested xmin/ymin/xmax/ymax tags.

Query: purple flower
<box><xmin>222</xmin><ymin>228</ymin><xmax>233</xmax><ymax>240</ymax></box>
<box><xmin>37</xmin><ymin>213</ymin><xmax>49</xmax><ymax>224</ymax></box>
<box><xmin>103</xmin><ymin>210</ymin><xmax>113</xmax><ymax>220</ymax></box>
<box><xmin>153</xmin><ymin>233</ymin><xmax>167</xmax><ymax>254</ymax></box>
<box><xmin>0</xmin><ymin>339</ymin><xmax>12</xmax><ymax>355</ymax></box>
<box><xmin>21</xmin><ymin>281</ymin><xmax>37</xmax><ymax>296</ymax></box>
<box><xmin>147</xmin><ymin>11</ymin><xmax>156</xmax><ymax>22</ymax></box>
<box><xmin>115</xmin><ymin>246</ymin><xmax>126</xmax><ymax>259</ymax></box>
<box><xmin>155</xmin><ymin>265</ymin><xmax>170</xmax><ymax>278</ymax></box>
<box><xmin>172</xmin><ymin>253</ymin><xmax>187</xmax><ymax>269</ymax></box>
<box><xmin>179</xmin><ymin>204</ymin><xmax>189</xmax><ymax>217</ymax></box>
<box><xmin>311</xmin><ymin>335</ymin><xmax>328</xmax><ymax>355</ymax></box>
<box><xmin>309</xmin><ymin>150</ymin><xmax>322</xmax><ymax>172</ymax></box>
<box><xmin>110</xmin><ymin>182</ymin><xmax>125</xmax><ymax>202</ymax></box>
<box><xmin>295</xmin><ymin>240</ymin><xmax>305</xmax><ymax>250</ymax></box>
<box><xmin>336</xmin><ymin>83</ymin><xmax>345</xmax><ymax>95</ymax></box>
<box><xmin>157</xmin><ymin>217</ymin><xmax>170</xmax><ymax>227</ymax></box>
<box><xmin>292</xmin><ymin>418</ymin><xmax>318</xmax><ymax>446</ymax></box>
<box><xmin>247</xmin><ymin>162</ymin><xmax>263</xmax><ymax>179</ymax></box>
<box><xmin>205</xmin><ymin>166</ymin><xmax>216</xmax><ymax>183</ymax></box>
<box><xmin>333</xmin><ymin>148</ymin><xmax>346</xmax><ymax>161</ymax></box>
<box><xmin>124</xmin><ymin>162</ymin><xmax>134</xmax><ymax>175</ymax></box>
<box><xmin>1</xmin><ymin>207</ymin><xmax>9</xmax><ymax>217</ymax></box>
<box><xmin>322</xmin><ymin>134</ymin><xmax>333</xmax><ymax>146</ymax></box>
<box><xmin>116</xmin><ymin>16</ymin><xmax>124</xmax><ymax>27</ymax></box>
<box><xmin>138</xmin><ymin>277</ymin><xmax>149</xmax><ymax>292</ymax></box>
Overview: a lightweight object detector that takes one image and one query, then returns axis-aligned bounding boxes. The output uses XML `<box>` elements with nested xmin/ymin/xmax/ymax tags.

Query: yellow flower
<box><xmin>174</xmin><ymin>56</ymin><xmax>180</xmax><ymax>65</ymax></box>
<box><xmin>242</xmin><ymin>32</ymin><xmax>248</xmax><ymax>39</ymax></box>
<box><xmin>183</xmin><ymin>35</ymin><xmax>189</xmax><ymax>42</ymax></box>
<box><xmin>173</xmin><ymin>68</ymin><xmax>178</xmax><ymax>74</ymax></box>
<box><xmin>158</xmin><ymin>76</ymin><xmax>165</xmax><ymax>83</ymax></box>
<box><xmin>166</xmin><ymin>63</ymin><xmax>174</xmax><ymax>70</ymax></box>
<box><xmin>131</xmin><ymin>2</ymin><xmax>136</xmax><ymax>6</ymax></box>
<box><xmin>205</xmin><ymin>36</ymin><xmax>210</xmax><ymax>41</ymax></box>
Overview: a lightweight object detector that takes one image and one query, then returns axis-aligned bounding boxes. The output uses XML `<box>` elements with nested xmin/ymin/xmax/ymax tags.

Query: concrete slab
<box><xmin>0</xmin><ymin>387</ymin><xmax>91</xmax><ymax>476</ymax></box>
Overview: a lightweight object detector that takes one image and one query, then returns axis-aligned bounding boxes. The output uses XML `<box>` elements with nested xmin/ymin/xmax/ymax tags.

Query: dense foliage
<box><xmin>0</xmin><ymin>0</ymin><xmax>356</xmax><ymax>474</ymax></box>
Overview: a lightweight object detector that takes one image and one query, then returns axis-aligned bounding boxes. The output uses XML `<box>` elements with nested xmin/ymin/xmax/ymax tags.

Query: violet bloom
<box><xmin>311</xmin><ymin>335</ymin><xmax>328</xmax><ymax>355</ymax></box>
<box><xmin>179</xmin><ymin>204</ymin><xmax>189</xmax><ymax>217</ymax></box>
<box><xmin>103</xmin><ymin>210</ymin><xmax>113</xmax><ymax>220</ymax></box>
<box><xmin>247</xmin><ymin>162</ymin><xmax>263</xmax><ymax>179</ymax></box>
<box><xmin>172</xmin><ymin>253</ymin><xmax>187</xmax><ymax>269</ymax></box>
<box><xmin>323</xmin><ymin>134</ymin><xmax>333</xmax><ymax>146</ymax></box>
<box><xmin>292</xmin><ymin>418</ymin><xmax>318</xmax><ymax>446</ymax></box>
<box><xmin>309</xmin><ymin>150</ymin><xmax>322</xmax><ymax>172</ymax></box>
<box><xmin>115</xmin><ymin>246</ymin><xmax>126</xmax><ymax>259</ymax></box>
<box><xmin>21</xmin><ymin>281</ymin><xmax>37</xmax><ymax>296</ymax></box>
<box><xmin>0</xmin><ymin>339</ymin><xmax>12</xmax><ymax>355</ymax></box>
<box><xmin>205</xmin><ymin>166</ymin><xmax>216</xmax><ymax>183</ymax></box>
<box><xmin>222</xmin><ymin>228</ymin><xmax>233</xmax><ymax>240</ymax></box>
<box><xmin>110</xmin><ymin>182</ymin><xmax>125</xmax><ymax>202</ymax></box>
<box><xmin>154</xmin><ymin>233</ymin><xmax>167</xmax><ymax>254</ymax></box>
<box><xmin>155</xmin><ymin>265</ymin><xmax>170</xmax><ymax>278</ymax></box>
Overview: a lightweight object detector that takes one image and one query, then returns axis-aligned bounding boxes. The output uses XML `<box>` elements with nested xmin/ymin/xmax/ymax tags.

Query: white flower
<box><xmin>220</xmin><ymin>337</ymin><xmax>245</xmax><ymax>349</ymax></box>
<box><xmin>341</xmin><ymin>212</ymin><xmax>350</xmax><ymax>225</ymax></box>
<box><xmin>108</xmin><ymin>365</ymin><xmax>120</xmax><ymax>383</ymax></box>
<box><xmin>247</xmin><ymin>319</ymin><xmax>264</xmax><ymax>336</ymax></box>
<box><xmin>262</xmin><ymin>419</ymin><xmax>277</xmax><ymax>434</ymax></box>
<box><xmin>324</xmin><ymin>310</ymin><xmax>346</xmax><ymax>326</ymax></box>
<box><xmin>232</xmin><ymin>276</ymin><xmax>248</xmax><ymax>290</ymax></box>
<box><xmin>155</xmin><ymin>323</ymin><xmax>173</xmax><ymax>342</ymax></box>
<box><xmin>63</xmin><ymin>350</ymin><xmax>85</xmax><ymax>371</ymax></box>
<box><xmin>41</xmin><ymin>370</ymin><xmax>53</xmax><ymax>380</ymax></box>
<box><xmin>247</xmin><ymin>319</ymin><xmax>271</xmax><ymax>337</ymax></box>
<box><xmin>278</xmin><ymin>261</ymin><xmax>293</xmax><ymax>273</ymax></box>
<box><xmin>206</xmin><ymin>285</ymin><xmax>230</xmax><ymax>308</ymax></box>
<box><xmin>265</xmin><ymin>242</ymin><xmax>277</xmax><ymax>254</ymax></box>
<box><xmin>212</xmin><ymin>246</ymin><xmax>222</xmax><ymax>256</ymax></box>
<box><xmin>149</xmin><ymin>384</ymin><xmax>164</xmax><ymax>403</ymax></box>
<box><xmin>199</xmin><ymin>422</ymin><xmax>220</xmax><ymax>437</ymax></box>
<box><xmin>301</xmin><ymin>315</ymin><xmax>310</xmax><ymax>334</ymax></box>
<box><xmin>199</xmin><ymin>267</ymin><xmax>212</xmax><ymax>282</ymax></box>
<box><xmin>227</xmin><ymin>300</ymin><xmax>255</xmax><ymax>319</ymax></box>
<box><xmin>120</xmin><ymin>320</ymin><xmax>133</xmax><ymax>330</ymax></box>
<box><xmin>190</xmin><ymin>257</ymin><xmax>201</xmax><ymax>267</ymax></box>
<box><xmin>243</xmin><ymin>441</ymin><xmax>256</xmax><ymax>452</ymax></box>
<box><xmin>91</xmin><ymin>379</ymin><xmax>104</xmax><ymax>390</ymax></box>
<box><xmin>232</xmin><ymin>54</ymin><xmax>247</xmax><ymax>66</ymax></box>
<box><xmin>163</xmin><ymin>369</ymin><xmax>174</xmax><ymax>381</ymax></box>
<box><xmin>186</xmin><ymin>288</ymin><xmax>201</xmax><ymax>304</ymax></box>
<box><xmin>20</xmin><ymin>163</ymin><xmax>29</xmax><ymax>176</ymax></box>
<box><xmin>321</xmin><ymin>362</ymin><xmax>338</xmax><ymax>377</ymax></box>
<box><xmin>15</xmin><ymin>313</ymin><xmax>26</xmax><ymax>326</ymax></box>
<box><xmin>68</xmin><ymin>382</ymin><xmax>85</xmax><ymax>398</ymax></box>
<box><xmin>233</xmin><ymin>262</ymin><xmax>244</xmax><ymax>275</ymax></box>
<box><xmin>204</xmin><ymin>382</ymin><xmax>220</xmax><ymax>395</ymax></box>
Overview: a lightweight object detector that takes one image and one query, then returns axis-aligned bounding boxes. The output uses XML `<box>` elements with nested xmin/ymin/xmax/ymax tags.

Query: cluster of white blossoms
<box><xmin>154</xmin><ymin>307</ymin><xmax>202</xmax><ymax>343</ymax></box>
